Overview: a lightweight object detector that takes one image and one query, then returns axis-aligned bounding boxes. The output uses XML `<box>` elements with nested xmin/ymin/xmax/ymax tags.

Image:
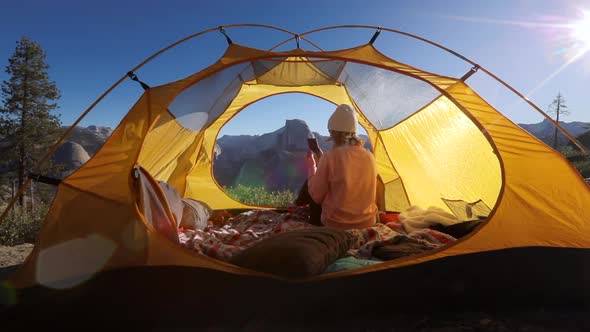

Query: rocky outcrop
<box><xmin>47</xmin><ymin>126</ymin><xmax>112</xmax><ymax>177</ymax></box>
<box><xmin>277</xmin><ymin>119</ymin><xmax>312</xmax><ymax>151</ymax></box>
<box><xmin>53</xmin><ymin>141</ymin><xmax>90</xmax><ymax>170</ymax></box>
<box><xmin>215</xmin><ymin>120</ymin><xmax>313</xmax><ymax>191</ymax></box>
<box><xmin>62</xmin><ymin>125</ymin><xmax>113</xmax><ymax>156</ymax></box>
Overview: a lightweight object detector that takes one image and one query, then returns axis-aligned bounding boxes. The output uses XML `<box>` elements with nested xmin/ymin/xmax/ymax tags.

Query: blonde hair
<box><xmin>329</xmin><ymin>130</ymin><xmax>364</xmax><ymax>147</ymax></box>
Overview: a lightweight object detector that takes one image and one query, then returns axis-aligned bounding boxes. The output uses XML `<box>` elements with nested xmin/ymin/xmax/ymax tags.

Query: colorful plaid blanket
<box><xmin>346</xmin><ymin>221</ymin><xmax>456</xmax><ymax>260</ymax></box>
<box><xmin>178</xmin><ymin>209</ymin><xmax>315</xmax><ymax>261</ymax></box>
<box><xmin>178</xmin><ymin>209</ymin><xmax>457</xmax><ymax>262</ymax></box>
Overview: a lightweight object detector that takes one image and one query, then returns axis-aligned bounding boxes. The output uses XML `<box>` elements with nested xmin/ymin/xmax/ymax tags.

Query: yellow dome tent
<box><xmin>3</xmin><ymin>25</ymin><xmax>590</xmax><ymax>323</ymax></box>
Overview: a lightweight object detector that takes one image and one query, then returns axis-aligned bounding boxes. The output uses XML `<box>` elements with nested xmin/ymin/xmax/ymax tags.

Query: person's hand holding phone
<box><xmin>306</xmin><ymin>149</ymin><xmax>317</xmax><ymax>176</ymax></box>
<box><xmin>306</xmin><ymin>137</ymin><xmax>322</xmax><ymax>176</ymax></box>
<box><xmin>307</xmin><ymin>137</ymin><xmax>323</xmax><ymax>162</ymax></box>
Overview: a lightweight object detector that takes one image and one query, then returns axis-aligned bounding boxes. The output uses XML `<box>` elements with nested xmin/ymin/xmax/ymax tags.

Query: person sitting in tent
<box><xmin>298</xmin><ymin>104</ymin><xmax>378</xmax><ymax>229</ymax></box>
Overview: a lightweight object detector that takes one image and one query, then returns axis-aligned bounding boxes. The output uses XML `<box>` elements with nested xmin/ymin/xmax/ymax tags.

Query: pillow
<box><xmin>180</xmin><ymin>198</ymin><xmax>211</xmax><ymax>230</ymax></box>
<box><xmin>230</xmin><ymin>228</ymin><xmax>353</xmax><ymax>279</ymax></box>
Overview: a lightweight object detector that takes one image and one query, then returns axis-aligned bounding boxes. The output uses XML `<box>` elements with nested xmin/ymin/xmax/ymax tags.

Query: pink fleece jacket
<box><xmin>308</xmin><ymin>145</ymin><xmax>378</xmax><ymax>229</ymax></box>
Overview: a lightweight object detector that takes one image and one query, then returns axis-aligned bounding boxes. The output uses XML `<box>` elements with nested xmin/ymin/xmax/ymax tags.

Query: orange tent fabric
<box><xmin>9</xmin><ymin>42</ymin><xmax>590</xmax><ymax>288</ymax></box>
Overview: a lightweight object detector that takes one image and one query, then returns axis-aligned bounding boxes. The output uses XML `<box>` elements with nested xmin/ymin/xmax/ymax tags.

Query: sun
<box><xmin>571</xmin><ymin>10</ymin><xmax>590</xmax><ymax>47</ymax></box>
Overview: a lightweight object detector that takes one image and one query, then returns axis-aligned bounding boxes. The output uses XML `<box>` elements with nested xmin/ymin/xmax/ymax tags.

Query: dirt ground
<box><xmin>0</xmin><ymin>243</ymin><xmax>33</xmax><ymax>268</ymax></box>
<box><xmin>1</xmin><ymin>244</ymin><xmax>589</xmax><ymax>331</ymax></box>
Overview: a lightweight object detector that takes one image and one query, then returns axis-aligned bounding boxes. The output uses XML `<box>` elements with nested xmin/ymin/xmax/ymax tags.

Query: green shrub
<box><xmin>576</xmin><ymin>162</ymin><xmax>590</xmax><ymax>178</ymax></box>
<box><xmin>0</xmin><ymin>206</ymin><xmax>47</xmax><ymax>246</ymax></box>
<box><xmin>561</xmin><ymin>146</ymin><xmax>590</xmax><ymax>178</ymax></box>
<box><xmin>225</xmin><ymin>185</ymin><xmax>295</xmax><ymax>207</ymax></box>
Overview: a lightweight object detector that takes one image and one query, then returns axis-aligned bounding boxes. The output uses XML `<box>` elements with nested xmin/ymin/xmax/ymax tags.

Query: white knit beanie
<box><xmin>328</xmin><ymin>104</ymin><xmax>357</xmax><ymax>133</ymax></box>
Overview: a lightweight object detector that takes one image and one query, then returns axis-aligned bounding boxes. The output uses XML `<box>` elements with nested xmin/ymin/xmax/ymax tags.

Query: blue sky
<box><xmin>1</xmin><ymin>0</ymin><xmax>589</xmax><ymax>136</ymax></box>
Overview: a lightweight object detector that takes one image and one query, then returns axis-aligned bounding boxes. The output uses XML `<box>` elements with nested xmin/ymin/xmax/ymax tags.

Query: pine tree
<box><xmin>0</xmin><ymin>37</ymin><xmax>61</xmax><ymax>209</ymax></box>
<box><xmin>547</xmin><ymin>92</ymin><xmax>570</xmax><ymax>149</ymax></box>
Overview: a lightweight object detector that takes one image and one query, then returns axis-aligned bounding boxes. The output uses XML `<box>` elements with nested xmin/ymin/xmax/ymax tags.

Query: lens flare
<box><xmin>36</xmin><ymin>234</ymin><xmax>116</xmax><ymax>289</ymax></box>
<box><xmin>571</xmin><ymin>11</ymin><xmax>590</xmax><ymax>47</ymax></box>
<box><xmin>443</xmin><ymin>8</ymin><xmax>590</xmax><ymax>96</ymax></box>
<box><xmin>0</xmin><ymin>281</ymin><xmax>17</xmax><ymax>307</ymax></box>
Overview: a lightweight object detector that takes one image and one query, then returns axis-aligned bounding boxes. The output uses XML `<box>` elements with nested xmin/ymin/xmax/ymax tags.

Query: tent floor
<box><xmin>2</xmin><ymin>247</ymin><xmax>590</xmax><ymax>330</ymax></box>
<box><xmin>5</xmin><ymin>309</ymin><xmax>588</xmax><ymax>331</ymax></box>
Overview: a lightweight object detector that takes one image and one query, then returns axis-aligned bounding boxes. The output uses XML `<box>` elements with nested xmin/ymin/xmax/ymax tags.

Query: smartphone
<box><xmin>307</xmin><ymin>137</ymin><xmax>321</xmax><ymax>155</ymax></box>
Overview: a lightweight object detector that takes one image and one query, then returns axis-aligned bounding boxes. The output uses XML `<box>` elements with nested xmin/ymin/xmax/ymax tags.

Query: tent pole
<box><xmin>460</xmin><ymin>66</ymin><xmax>480</xmax><ymax>82</ymax></box>
<box><xmin>0</xmin><ymin>24</ymin><xmax>301</xmax><ymax>225</ymax></box>
<box><xmin>296</xmin><ymin>25</ymin><xmax>589</xmax><ymax>154</ymax></box>
<box><xmin>4</xmin><ymin>23</ymin><xmax>586</xmax><ymax>226</ymax></box>
<box><xmin>476</xmin><ymin>65</ymin><xmax>588</xmax><ymax>154</ymax></box>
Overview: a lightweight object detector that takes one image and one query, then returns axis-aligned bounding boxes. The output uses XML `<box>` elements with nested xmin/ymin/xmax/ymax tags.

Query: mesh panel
<box><xmin>168</xmin><ymin>63</ymin><xmax>250</xmax><ymax>131</ymax></box>
<box><xmin>442</xmin><ymin>198</ymin><xmax>492</xmax><ymax>220</ymax></box>
<box><xmin>168</xmin><ymin>55</ymin><xmax>441</xmax><ymax>132</ymax></box>
<box><xmin>252</xmin><ymin>57</ymin><xmax>286</xmax><ymax>79</ymax></box>
<box><xmin>237</xmin><ymin>64</ymin><xmax>256</xmax><ymax>84</ymax></box>
<box><xmin>340</xmin><ymin>62</ymin><xmax>441</xmax><ymax>130</ymax></box>
<box><xmin>310</xmin><ymin>58</ymin><xmax>346</xmax><ymax>80</ymax></box>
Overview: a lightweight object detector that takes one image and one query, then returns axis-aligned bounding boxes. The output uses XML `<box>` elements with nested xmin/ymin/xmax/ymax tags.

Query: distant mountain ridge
<box><xmin>2</xmin><ymin>118</ymin><xmax>587</xmax><ymax>185</ymax></box>
<box><xmin>518</xmin><ymin>119</ymin><xmax>590</xmax><ymax>148</ymax></box>
<box><xmin>576</xmin><ymin>131</ymin><xmax>590</xmax><ymax>149</ymax></box>
<box><xmin>214</xmin><ymin>118</ymin><xmax>590</xmax><ymax>191</ymax></box>
<box><xmin>214</xmin><ymin>119</ymin><xmax>372</xmax><ymax>192</ymax></box>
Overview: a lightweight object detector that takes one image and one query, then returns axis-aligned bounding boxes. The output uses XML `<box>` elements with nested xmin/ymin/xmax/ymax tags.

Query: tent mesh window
<box><xmin>441</xmin><ymin>198</ymin><xmax>492</xmax><ymax>220</ymax></box>
<box><xmin>167</xmin><ymin>56</ymin><xmax>444</xmax><ymax>133</ymax></box>
<box><xmin>168</xmin><ymin>62</ymin><xmax>254</xmax><ymax>132</ymax></box>
<box><xmin>339</xmin><ymin>62</ymin><xmax>441</xmax><ymax>130</ymax></box>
